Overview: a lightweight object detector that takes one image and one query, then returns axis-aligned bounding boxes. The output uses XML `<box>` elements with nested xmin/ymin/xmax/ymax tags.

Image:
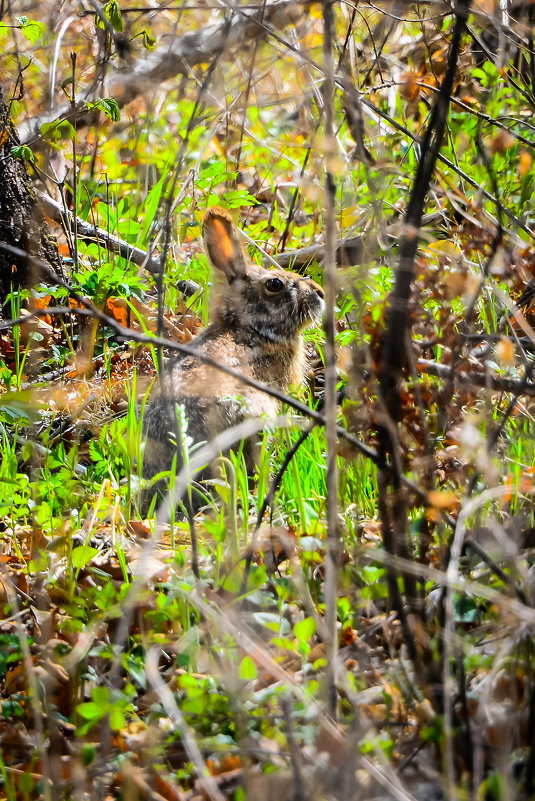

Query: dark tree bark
<box><xmin>0</xmin><ymin>87</ymin><xmax>62</xmax><ymax>303</ymax></box>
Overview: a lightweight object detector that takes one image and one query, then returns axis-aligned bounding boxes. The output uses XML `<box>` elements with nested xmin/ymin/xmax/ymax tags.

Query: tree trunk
<box><xmin>0</xmin><ymin>88</ymin><xmax>62</xmax><ymax>304</ymax></box>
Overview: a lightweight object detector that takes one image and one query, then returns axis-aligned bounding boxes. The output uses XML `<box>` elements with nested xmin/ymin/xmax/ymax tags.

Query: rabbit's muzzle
<box><xmin>297</xmin><ymin>278</ymin><xmax>324</xmax><ymax>330</ymax></box>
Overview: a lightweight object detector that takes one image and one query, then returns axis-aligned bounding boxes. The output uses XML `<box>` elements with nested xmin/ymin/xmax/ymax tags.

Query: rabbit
<box><xmin>141</xmin><ymin>205</ymin><xmax>324</xmax><ymax>507</ymax></box>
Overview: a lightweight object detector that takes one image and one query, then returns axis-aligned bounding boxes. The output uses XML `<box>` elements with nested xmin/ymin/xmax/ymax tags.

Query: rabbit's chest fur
<box><xmin>141</xmin><ymin>326</ymin><xmax>306</xmax><ymax>480</ymax></box>
<box><xmin>167</xmin><ymin>326</ymin><xmax>305</xmax><ymax>400</ymax></box>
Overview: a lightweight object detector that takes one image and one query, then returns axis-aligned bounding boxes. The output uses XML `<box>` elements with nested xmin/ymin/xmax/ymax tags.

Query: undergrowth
<box><xmin>1</xmin><ymin>2</ymin><xmax>535</xmax><ymax>800</ymax></box>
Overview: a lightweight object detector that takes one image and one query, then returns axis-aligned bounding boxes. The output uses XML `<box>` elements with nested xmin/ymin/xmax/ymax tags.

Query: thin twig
<box><xmin>322</xmin><ymin>0</ymin><xmax>340</xmax><ymax>722</ymax></box>
<box><xmin>417</xmin><ymin>358</ymin><xmax>535</xmax><ymax>396</ymax></box>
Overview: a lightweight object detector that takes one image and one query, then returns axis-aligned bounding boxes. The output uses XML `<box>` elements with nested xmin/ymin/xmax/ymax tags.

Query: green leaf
<box><xmin>2</xmin><ymin>699</ymin><xmax>24</xmax><ymax>718</ymax></box>
<box><xmin>102</xmin><ymin>0</ymin><xmax>124</xmax><ymax>32</ymax></box>
<box><xmin>109</xmin><ymin>706</ymin><xmax>126</xmax><ymax>731</ymax></box>
<box><xmin>141</xmin><ymin>30</ymin><xmax>156</xmax><ymax>51</ymax></box>
<box><xmin>40</xmin><ymin>120</ymin><xmax>76</xmax><ymax>145</ymax></box>
<box><xmin>0</xmin><ymin>390</ymin><xmax>43</xmax><ymax>423</ymax></box>
<box><xmin>138</xmin><ymin>173</ymin><xmax>167</xmax><ymax>245</ymax></box>
<box><xmin>92</xmin><ymin>686</ymin><xmax>110</xmax><ymax>705</ymax></box>
<box><xmin>200</xmin><ymin>162</ymin><xmax>227</xmax><ymax>182</ymax></box>
<box><xmin>21</xmin><ymin>442</ymin><xmax>33</xmax><ymax>462</ymax></box>
<box><xmin>71</xmin><ymin>545</ymin><xmax>100</xmax><ymax>570</ymax></box>
<box><xmin>0</xmin><ymin>476</ymin><xmax>20</xmax><ymax>486</ymax></box>
<box><xmin>17</xmin><ymin>17</ymin><xmax>45</xmax><ymax>44</ymax></box>
<box><xmin>28</xmin><ymin>556</ymin><xmax>47</xmax><ymax>573</ymax></box>
<box><xmin>125</xmin><ymin>655</ymin><xmax>146</xmax><ymax>688</ymax></box>
<box><xmin>477</xmin><ymin>773</ymin><xmax>507</xmax><ymax>800</ymax></box>
<box><xmin>239</xmin><ymin>655</ymin><xmax>257</xmax><ymax>680</ymax></box>
<box><xmin>471</xmin><ymin>67</ymin><xmax>487</xmax><ymax>83</ymax></box>
<box><xmin>76</xmin><ymin>701</ymin><xmax>103</xmax><ymax>720</ymax></box>
<box><xmin>116</xmin><ymin>219</ymin><xmax>142</xmax><ymax>236</ymax></box>
<box><xmin>181</xmin><ymin>695</ymin><xmax>208</xmax><ymax>714</ymax></box>
<box><xmin>178</xmin><ymin>673</ymin><xmax>199</xmax><ymax>691</ymax></box>
<box><xmin>220</xmin><ymin>189</ymin><xmax>257</xmax><ymax>209</ymax></box>
<box><xmin>90</xmin><ymin>98</ymin><xmax>121</xmax><ymax>122</ymax></box>
<box><xmin>11</xmin><ymin>145</ymin><xmax>34</xmax><ymax>161</ymax></box>
<box><xmin>294</xmin><ymin>617</ymin><xmax>316</xmax><ymax>644</ymax></box>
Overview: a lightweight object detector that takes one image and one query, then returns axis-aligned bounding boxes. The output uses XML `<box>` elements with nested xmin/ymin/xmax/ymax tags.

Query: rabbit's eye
<box><xmin>265</xmin><ymin>277</ymin><xmax>285</xmax><ymax>294</ymax></box>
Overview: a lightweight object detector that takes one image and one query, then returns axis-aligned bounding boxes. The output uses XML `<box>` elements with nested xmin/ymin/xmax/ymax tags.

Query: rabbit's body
<box><xmin>141</xmin><ymin>207</ymin><xmax>324</xmax><ymax>502</ymax></box>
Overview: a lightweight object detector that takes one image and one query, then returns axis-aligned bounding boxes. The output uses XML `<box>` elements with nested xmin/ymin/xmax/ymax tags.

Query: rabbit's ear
<box><xmin>202</xmin><ymin>207</ymin><xmax>248</xmax><ymax>280</ymax></box>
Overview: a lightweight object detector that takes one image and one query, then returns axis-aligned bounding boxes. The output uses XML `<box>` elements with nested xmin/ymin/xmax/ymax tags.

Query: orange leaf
<box><xmin>106</xmin><ymin>297</ymin><xmax>129</xmax><ymax>327</ymax></box>
<box><xmin>519</xmin><ymin>151</ymin><xmax>532</xmax><ymax>177</ymax></box>
<box><xmin>496</xmin><ymin>337</ymin><xmax>515</xmax><ymax>367</ymax></box>
<box><xmin>399</xmin><ymin>71</ymin><xmax>420</xmax><ymax>101</ymax></box>
<box><xmin>427</xmin><ymin>490</ymin><xmax>460</xmax><ymax>511</ymax></box>
<box><xmin>340</xmin><ymin>625</ymin><xmax>357</xmax><ymax>646</ymax></box>
<box><xmin>489</xmin><ymin>130</ymin><xmax>516</xmax><ymax>154</ymax></box>
<box><xmin>504</xmin><ymin>474</ymin><xmax>514</xmax><ymax>503</ymax></box>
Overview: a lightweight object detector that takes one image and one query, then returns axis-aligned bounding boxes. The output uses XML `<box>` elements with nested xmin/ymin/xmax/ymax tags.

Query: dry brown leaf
<box><xmin>489</xmin><ymin>130</ymin><xmax>516</xmax><ymax>154</ymax></box>
<box><xmin>519</xmin><ymin>151</ymin><xmax>532</xmax><ymax>177</ymax></box>
<box><xmin>496</xmin><ymin>337</ymin><xmax>515</xmax><ymax>367</ymax></box>
<box><xmin>399</xmin><ymin>71</ymin><xmax>420</xmax><ymax>101</ymax></box>
<box><xmin>427</xmin><ymin>490</ymin><xmax>460</xmax><ymax>511</ymax></box>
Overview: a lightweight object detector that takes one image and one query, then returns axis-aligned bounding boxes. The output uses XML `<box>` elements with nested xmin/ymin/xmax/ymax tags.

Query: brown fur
<box><xmin>142</xmin><ymin>206</ymin><xmax>324</xmax><ymax>505</ymax></box>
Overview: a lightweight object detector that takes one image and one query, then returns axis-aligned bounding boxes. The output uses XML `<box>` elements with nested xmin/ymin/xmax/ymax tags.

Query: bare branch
<box><xmin>417</xmin><ymin>358</ymin><xmax>535</xmax><ymax>397</ymax></box>
<box><xmin>40</xmin><ymin>193</ymin><xmax>199</xmax><ymax>297</ymax></box>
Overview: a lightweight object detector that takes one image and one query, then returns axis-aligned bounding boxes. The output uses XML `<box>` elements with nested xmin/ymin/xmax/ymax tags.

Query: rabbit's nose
<box><xmin>315</xmin><ymin>286</ymin><xmax>325</xmax><ymax>300</ymax></box>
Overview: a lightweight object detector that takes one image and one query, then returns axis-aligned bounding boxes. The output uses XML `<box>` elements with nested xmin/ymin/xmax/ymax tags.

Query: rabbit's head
<box><xmin>202</xmin><ymin>207</ymin><xmax>324</xmax><ymax>344</ymax></box>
